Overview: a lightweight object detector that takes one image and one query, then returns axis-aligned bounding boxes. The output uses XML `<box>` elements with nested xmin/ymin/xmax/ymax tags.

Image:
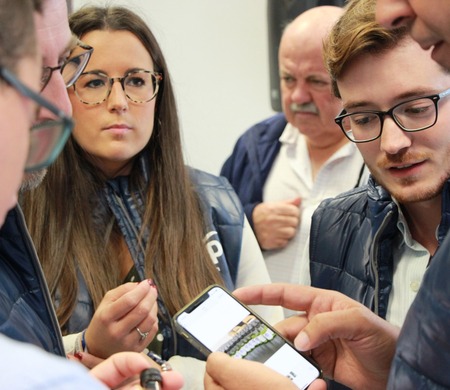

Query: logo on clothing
<box><xmin>204</xmin><ymin>230</ymin><xmax>223</xmax><ymax>271</ymax></box>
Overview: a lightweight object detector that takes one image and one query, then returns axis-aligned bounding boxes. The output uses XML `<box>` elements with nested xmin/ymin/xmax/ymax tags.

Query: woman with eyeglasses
<box><xmin>0</xmin><ymin>1</ymin><xmax>184</xmax><ymax>389</ymax></box>
<box><xmin>22</xmin><ymin>5</ymin><xmax>282</xmax><ymax>385</ymax></box>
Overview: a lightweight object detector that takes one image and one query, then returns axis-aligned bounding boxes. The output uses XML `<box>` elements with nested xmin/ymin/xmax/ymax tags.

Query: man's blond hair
<box><xmin>323</xmin><ymin>0</ymin><xmax>408</xmax><ymax>98</ymax></box>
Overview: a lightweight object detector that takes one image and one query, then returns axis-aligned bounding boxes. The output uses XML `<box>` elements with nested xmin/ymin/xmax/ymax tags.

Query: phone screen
<box><xmin>174</xmin><ymin>285</ymin><xmax>321</xmax><ymax>389</ymax></box>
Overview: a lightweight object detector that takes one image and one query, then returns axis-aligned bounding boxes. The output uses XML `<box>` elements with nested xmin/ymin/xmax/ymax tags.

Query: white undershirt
<box><xmin>235</xmin><ymin>217</ymin><xmax>285</xmax><ymax>325</ymax></box>
<box><xmin>386</xmin><ymin>200</ymin><xmax>431</xmax><ymax>327</ymax></box>
<box><xmin>262</xmin><ymin>123</ymin><xmax>366</xmax><ymax>289</ymax></box>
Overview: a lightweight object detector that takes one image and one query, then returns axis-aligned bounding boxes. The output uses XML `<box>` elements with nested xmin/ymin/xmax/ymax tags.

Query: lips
<box><xmin>390</xmin><ymin>163</ymin><xmax>415</xmax><ymax>170</ymax></box>
<box><xmin>386</xmin><ymin>160</ymin><xmax>427</xmax><ymax>178</ymax></box>
<box><xmin>103</xmin><ymin>123</ymin><xmax>131</xmax><ymax>130</ymax></box>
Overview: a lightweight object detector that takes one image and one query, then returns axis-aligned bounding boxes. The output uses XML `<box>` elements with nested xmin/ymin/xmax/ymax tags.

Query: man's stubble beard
<box><xmin>369</xmin><ymin>149</ymin><xmax>450</xmax><ymax>204</ymax></box>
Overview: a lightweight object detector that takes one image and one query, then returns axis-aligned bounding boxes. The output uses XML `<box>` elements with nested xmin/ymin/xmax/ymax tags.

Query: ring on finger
<box><xmin>135</xmin><ymin>326</ymin><xmax>149</xmax><ymax>342</ymax></box>
<box><xmin>161</xmin><ymin>361</ymin><xmax>172</xmax><ymax>372</ymax></box>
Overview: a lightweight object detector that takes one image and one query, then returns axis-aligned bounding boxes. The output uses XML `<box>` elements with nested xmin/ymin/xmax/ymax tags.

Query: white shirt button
<box><xmin>410</xmin><ymin>280</ymin><xmax>420</xmax><ymax>292</ymax></box>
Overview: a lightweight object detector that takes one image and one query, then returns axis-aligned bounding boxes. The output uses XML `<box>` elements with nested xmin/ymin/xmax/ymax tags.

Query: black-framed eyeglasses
<box><xmin>72</xmin><ymin>69</ymin><xmax>163</xmax><ymax>105</ymax></box>
<box><xmin>1</xmin><ymin>67</ymin><xmax>73</xmax><ymax>172</ymax></box>
<box><xmin>335</xmin><ymin>87</ymin><xmax>450</xmax><ymax>143</ymax></box>
<box><xmin>41</xmin><ymin>40</ymin><xmax>93</xmax><ymax>92</ymax></box>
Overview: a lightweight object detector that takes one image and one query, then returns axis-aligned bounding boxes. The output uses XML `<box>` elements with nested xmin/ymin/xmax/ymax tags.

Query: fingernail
<box><xmin>74</xmin><ymin>352</ymin><xmax>83</xmax><ymax>361</ymax></box>
<box><xmin>147</xmin><ymin>279</ymin><xmax>157</xmax><ymax>289</ymax></box>
<box><xmin>294</xmin><ymin>332</ymin><xmax>310</xmax><ymax>351</ymax></box>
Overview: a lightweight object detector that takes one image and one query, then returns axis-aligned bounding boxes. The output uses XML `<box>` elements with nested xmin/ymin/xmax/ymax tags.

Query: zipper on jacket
<box><xmin>370</xmin><ymin>209</ymin><xmax>394</xmax><ymax>317</ymax></box>
<box><xmin>16</xmin><ymin>206</ymin><xmax>65</xmax><ymax>356</ymax></box>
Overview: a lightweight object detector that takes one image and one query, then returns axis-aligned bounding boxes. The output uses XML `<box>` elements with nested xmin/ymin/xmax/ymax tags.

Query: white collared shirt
<box><xmin>386</xmin><ymin>200</ymin><xmax>431</xmax><ymax>327</ymax></box>
<box><xmin>262</xmin><ymin>123</ymin><xmax>366</xmax><ymax>289</ymax></box>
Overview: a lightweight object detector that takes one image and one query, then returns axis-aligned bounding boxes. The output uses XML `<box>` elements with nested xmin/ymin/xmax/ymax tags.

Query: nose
<box><xmin>375</xmin><ymin>0</ymin><xmax>415</xmax><ymax>30</ymax></box>
<box><xmin>38</xmin><ymin>71</ymin><xmax>72</xmax><ymax>120</ymax></box>
<box><xmin>290</xmin><ymin>80</ymin><xmax>311</xmax><ymax>104</ymax></box>
<box><xmin>106</xmin><ymin>80</ymin><xmax>129</xmax><ymax>112</ymax></box>
<box><xmin>379</xmin><ymin>117</ymin><xmax>412</xmax><ymax>155</ymax></box>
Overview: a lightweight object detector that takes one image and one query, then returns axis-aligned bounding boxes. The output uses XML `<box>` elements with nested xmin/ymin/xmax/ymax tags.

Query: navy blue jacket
<box><xmin>63</xmin><ymin>166</ymin><xmax>245</xmax><ymax>360</ymax></box>
<box><xmin>388</xmin><ymin>231</ymin><xmax>450</xmax><ymax>389</ymax></box>
<box><xmin>220</xmin><ymin>113</ymin><xmax>286</xmax><ymax>228</ymax></box>
<box><xmin>309</xmin><ymin>176</ymin><xmax>450</xmax><ymax>318</ymax></box>
<box><xmin>0</xmin><ymin>206</ymin><xmax>64</xmax><ymax>356</ymax></box>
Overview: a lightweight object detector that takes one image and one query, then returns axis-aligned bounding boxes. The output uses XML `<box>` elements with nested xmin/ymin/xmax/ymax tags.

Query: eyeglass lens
<box><xmin>26</xmin><ymin>120</ymin><xmax>71</xmax><ymax>171</ymax></box>
<box><xmin>341</xmin><ymin>97</ymin><xmax>437</xmax><ymax>142</ymax></box>
<box><xmin>41</xmin><ymin>46</ymin><xmax>92</xmax><ymax>91</ymax></box>
<box><xmin>61</xmin><ymin>50</ymin><xmax>92</xmax><ymax>88</ymax></box>
<box><xmin>0</xmin><ymin>66</ymin><xmax>73</xmax><ymax>172</ymax></box>
<box><xmin>74</xmin><ymin>71</ymin><xmax>160</xmax><ymax>105</ymax></box>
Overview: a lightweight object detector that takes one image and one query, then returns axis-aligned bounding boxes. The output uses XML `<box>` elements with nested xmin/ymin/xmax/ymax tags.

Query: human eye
<box><xmin>66</xmin><ymin>55</ymin><xmax>82</xmax><ymax>68</ymax></box>
<box><xmin>308</xmin><ymin>77</ymin><xmax>329</xmax><ymax>88</ymax></box>
<box><xmin>280</xmin><ymin>74</ymin><xmax>296</xmax><ymax>87</ymax></box>
<box><xmin>80</xmin><ymin>73</ymin><xmax>107</xmax><ymax>89</ymax></box>
<box><xmin>400</xmin><ymin>98</ymin><xmax>434</xmax><ymax>117</ymax></box>
<box><xmin>126</xmin><ymin>72</ymin><xmax>148</xmax><ymax>88</ymax></box>
<box><xmin>350</xmin><ymin>113</ymin><xmax>378</xmax><ymax>128</ymax></box>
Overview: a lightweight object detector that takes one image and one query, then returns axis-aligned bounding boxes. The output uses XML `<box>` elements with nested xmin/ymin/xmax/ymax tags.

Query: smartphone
<box><xmin>173</xmin><ymin>284</ymin><xmax>321</xmax><ymax>389</ymax></box>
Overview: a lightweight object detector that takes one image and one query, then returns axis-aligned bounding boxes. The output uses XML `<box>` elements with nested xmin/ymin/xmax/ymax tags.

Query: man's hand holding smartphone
<box><xmin>173</xmin><ymin>285</ymin><xmax>321</xmax><ymax>390</ymax></box>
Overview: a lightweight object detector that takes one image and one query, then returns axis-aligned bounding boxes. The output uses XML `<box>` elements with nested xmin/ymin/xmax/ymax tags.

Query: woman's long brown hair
<box><xmin>22</xmin><ymin>5</ymin><xmax>223</xmax><ymax>331</ymax></box>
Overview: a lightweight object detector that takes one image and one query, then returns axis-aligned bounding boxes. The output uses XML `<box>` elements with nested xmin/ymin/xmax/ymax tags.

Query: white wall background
<box><xmin>72</xmin><ymin>0</ymin><xmax>276</xmax><ymax>175</ymax></box>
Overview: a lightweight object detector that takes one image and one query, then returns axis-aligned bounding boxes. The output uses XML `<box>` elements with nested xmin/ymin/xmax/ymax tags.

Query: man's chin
<box><xmin>21</xmin><ymin>169</ymin><xmax>48</xmax><ymax>192</ymax></box>
<box><xmin>387</xmin><ymin>183</ymin><xmax>443</xmax><ymax>204</ymax></box>
<box><xmin>371</xmin><ymin>171</ymin><xmax>445</xmax><ymax>204</ymax></box>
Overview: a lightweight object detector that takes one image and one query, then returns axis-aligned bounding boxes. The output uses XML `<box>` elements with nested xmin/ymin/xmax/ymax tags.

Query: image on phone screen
<box><xmin>174</xmin><ymin>285</ymin><xmax>321</xmax><ymax>389</ymax></box>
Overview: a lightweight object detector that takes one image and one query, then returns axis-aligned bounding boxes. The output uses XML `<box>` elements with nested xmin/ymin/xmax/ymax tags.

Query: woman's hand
<box><xmin>85</xmin><ymin>280</ymin><xmax>158</xmax><ymax>359</ymax></box>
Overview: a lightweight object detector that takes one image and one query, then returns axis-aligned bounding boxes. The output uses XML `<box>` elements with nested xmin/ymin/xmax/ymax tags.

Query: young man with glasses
<box><xmin>305</xmin><ymin>0</ymin><xmax>450</xmax><ymax>331</ymax></box>
<box><xmin>303</xmin><ymin>0</ymin><xmax>450</xmax><ymax>385</ymax></box>
<box><xmin>0</xmin><ymin>1</ymin><xmax>182</xmax><ymax>389</ymax></box>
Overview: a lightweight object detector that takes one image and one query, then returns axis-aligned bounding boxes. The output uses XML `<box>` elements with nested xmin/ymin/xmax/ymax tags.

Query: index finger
<box><xmin>106</xmin><ymin>280</ymin><xmax>157</xmax><ymax>321</ymax></box>
<box><xmin>274</xmin><ymin>315</ymin><xmax>309</xmax><ymax>341</ymax></box>
<box><xmin>233</xmin><ymin>283</ymin><xmax>322</xmax><ymax>312</ymax></box>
